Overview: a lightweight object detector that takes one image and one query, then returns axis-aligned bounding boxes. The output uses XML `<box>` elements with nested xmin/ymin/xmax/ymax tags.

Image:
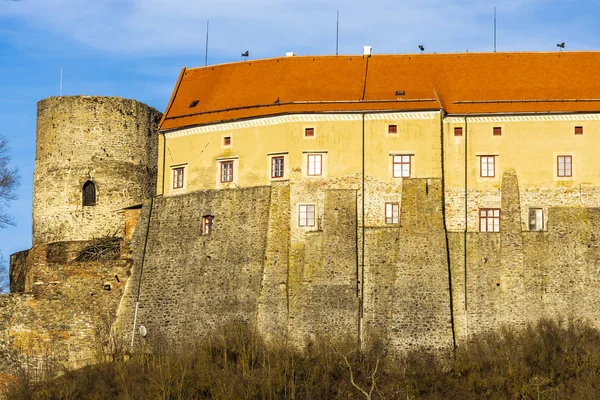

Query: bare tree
<box><xmin>0</xmin><ymin>262</ymin><xmax>8</xmax><ymax>293</ymax></box>
<box><xmin>0</xmin><ymin>135</ymin><xmax>19</xmax><ymax>294</ymax></box>
<box><xmin>330</xmin><ymin>341</ymin><xmax>381</xmax><ymax>400</ymax></box>
<box><xmin>0</xmin><ymin>135</ymin><xmax>19</xmax><ymax>228</ymax></box>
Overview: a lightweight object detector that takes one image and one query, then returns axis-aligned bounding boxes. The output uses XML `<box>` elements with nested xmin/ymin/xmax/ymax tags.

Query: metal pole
<box><xmin>205</xmin><ymin>21</ymin><xmax>209</xmax><ymax>66</ymax></box>
<box><xmin>494</xmin><ymin>7</ymin><xmax>497</xmax><ymax>52</ymax></box>
<box><xmin>336</xmin><ymin>10</ymin><xmax>339</xmax><ymax>55</ymax></box>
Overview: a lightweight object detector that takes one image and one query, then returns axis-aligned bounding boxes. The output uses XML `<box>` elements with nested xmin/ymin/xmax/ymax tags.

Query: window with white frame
<box><xmin>172</xmin><ymin>167</ymin><xmax>184</xmax><ymax>189</ymax></box>
<box><xmin>529</xmin><ymin>208</ymin><xmax>543</xmax><ymax>231</ymax></box>
<box><xmin>298</xmin><ymin>204</ymin><xmax>315</xmax><ymax>227</ymax></box>
<box><xmin>307</xmin><ymin>154</ymin><xmax>322</xmax><ymax>176</ymax></box>
<box><xmin>557</xmin><ymin>155</ymin><xmax>572</xmax><ymax>177</ymax></box>
<box><xmin>480</xmin><ymin>156</ymin><xmax>495</xmax><ymax>177</ymax></box>
<box><xmin>385</xmin><ymin>203</ymin><xmax>399</xmax><ymax>224</ymax></box>
<box><xmin>220</xmin><ymin>160</ymin><xmax>234</xmax><ymax>183</ymax></box>
<box><xmin>479</xmin><ymin>208</ymin><xmax>500</xmax><ymax>232</ymax></box>
<box><xmin>271</xmin><ymin>156</ymin><xmax>284</xmax><ymax>179</ymax></box>
<box><xmin>392</xmin><ymin>155</ymin><xmax>411</xmax><ymax>178</ymax></box>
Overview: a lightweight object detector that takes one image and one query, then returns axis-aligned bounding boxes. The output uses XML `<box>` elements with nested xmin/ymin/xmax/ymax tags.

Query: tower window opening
<box><xmin>82</xmin><ymin>181</ymin><xmax>96</xmax><ymax>207</ymax></box>
<box><xmin>202</xmin><ymin>215</ymin><xmax>214</xmax><ymax>235</ymax></box>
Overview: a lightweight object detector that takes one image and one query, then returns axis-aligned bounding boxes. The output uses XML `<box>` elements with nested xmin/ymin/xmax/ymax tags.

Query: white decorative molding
<box><xmin>165</xmin><ymin>111</ymin><xmax>438</xmax><ymax>138</ymax></box>
<box><xmin>445</xmin><ymin>113</ymin><xmax>600</xmax><ymax>124</ymax></box>
<box><xmin>364</xmin><ymin>112</ymin><xmax>437</xmax><ymax>121</ymax></box>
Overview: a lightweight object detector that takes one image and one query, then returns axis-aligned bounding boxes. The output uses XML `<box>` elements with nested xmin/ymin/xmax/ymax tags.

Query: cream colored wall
<box><xmin>159</xmin><ymin>113</ymin><xmax>442</xmax><ymax>188</ymax></box>
<box><xmin>444</xmin><ymin>115</ymin><xmax>600</xmax><ymax>232</ymax></box>
<box><xmin>158</xmin><ymin>112</ymin><xmax>442</xmax><ymax>229</ymax></box>
<box><xmin>159</xmin><ymin>112</ymin><xmax>600</xmax><ymax>233</ymax></box>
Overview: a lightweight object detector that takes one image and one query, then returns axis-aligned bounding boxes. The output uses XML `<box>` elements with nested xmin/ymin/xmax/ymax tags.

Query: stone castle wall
<box><xmin>115</xmin><ymin>172</ymin><xmax>600</xmax><ymax>352</ymax></box>
<box><xmin>32</xmin><ymin>96</ymin><xmax>161</xmax><ymax>244</ymax></box>
<box><xmin>1</xmin><ymin>243</ymin><xmax>131</xmax><ymax>374</ymax></box>
<box><xmin>449</xmin><ymin>171</ymin><xmax>600</xmax><ymax>341</ymax></box>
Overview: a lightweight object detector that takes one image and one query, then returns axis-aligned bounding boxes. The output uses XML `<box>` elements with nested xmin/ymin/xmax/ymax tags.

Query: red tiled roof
<box><xmin>159</xmin><ymin>52</ymin><xmax>600</xmax><ymax>130</ymax></box>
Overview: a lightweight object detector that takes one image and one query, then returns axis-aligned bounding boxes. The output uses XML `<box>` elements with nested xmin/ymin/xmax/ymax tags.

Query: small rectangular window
<box><xmin>173</xmin><ymin>167</ymin><xmax>184</xmax><ymax>189</ymax></box>
<box><xmin>385</xmin><ymin>203</ymin><xmax>399</xmax><ymax>224</ymax></box>
<box><xmin>224</xmin><ymin>136</ymin><xmax>231</xmax><ymax>146</ymax></box>
<box><xmin>220</xmin><ymin>160</ymin><xmax>234</xmax><ymax>183</ymax></box>
<box><xmin>298</xmin><ymin>204</ymin><xmax>315</xmax><ymax>227</ymax></box>
<box><xmin>307</xmin><ymin>154</ymin><xmax>322</xmax><ymax>176</ymax></box>
<box><xmin>479</xmin><ymin>208</ymin><xmax>500</xmax><ymax>232</ymax></box>
<box><xmin>480</xmin><ymin>156</ymin><xmax>495</xmax><ymax>178</ymax></box>
<box><xmin>575</xmin><ymin>126</ymin><xmax>583</xmax><ymax>135</ymax></box>
<box><xmin>529</xmin><ymin>209</ymin><xmax>543</xmax><ymax>231</ymax></box>
<box><xmin>454</xmin><ymin>127</ymin><xmax>463</xmax><ymax>136</ymax></box>
<box><xmin>271</xmin><ymin>156</ymin><xmax>284</xmax><ymax>178</ymax></box>
<box><xmin>202</xmin><ymin>216</ymin><xmax>214</xmax><ymax>235</ymax></box>
<box><xmin>388</xmin><ymin>125</ymin><xmax>397</xmax><ymax>134</ymax></box>
<box><xmin>305</xmin><ymin>128</ymin><xmax>315</xmax><ymax>137</ymax></box>
<box><xmin>392</xmin><ymin>155</ymin><xmax>411</xmax><ymax>178</ymax></box>
<box><xmin>557</xmin><ymin>155</ymin><xmax>572</xmax><ymax>177</ymax></box>
<box><xmin>493</xmin><ymin>127</ymin><xmax>502</xmax><ymax>136</ymax></box>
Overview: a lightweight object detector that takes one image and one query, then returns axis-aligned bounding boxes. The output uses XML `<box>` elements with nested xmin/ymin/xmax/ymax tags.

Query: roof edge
<box><xmin>159</xmin><ymin>67</ymin><xmax>186</xmax><ymax>129</ymax></box>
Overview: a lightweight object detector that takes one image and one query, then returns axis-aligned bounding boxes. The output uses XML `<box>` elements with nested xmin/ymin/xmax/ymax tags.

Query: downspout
<box><xmin>463</xmin><ymin>116</ymin><xmax>469</xmax><ymax>341</ymax></box>
<box><xmin>439</xmin><ymin>112</ymin><xmax>457</xmax><ymax>349</ymax></box>
<box><xmin>161</xmin><ymin>133</ymin><xmax>167</xmax><ymax>197</ymax></box>
<box><xmin>130</xmin><ymin>195</ymin><xmax>155</xmax><ymax>348</ymax></box>
<box><xmin>359</xmin><ymin>112</ymin><xmax>366</xmax><ymax>345</ymax></box>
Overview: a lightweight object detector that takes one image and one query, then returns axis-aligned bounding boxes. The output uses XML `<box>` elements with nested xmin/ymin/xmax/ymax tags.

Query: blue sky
<box><xmin>0</xmin><ymin>0</ymin><xmax>599</xmax><ymax>279</ymax></box>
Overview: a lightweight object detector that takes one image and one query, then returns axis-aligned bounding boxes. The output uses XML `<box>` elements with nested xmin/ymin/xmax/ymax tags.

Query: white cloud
<box><xmin>0</xmin><ymin>0</ymin><xmax>593</xmax><ymax>62</ymax></box>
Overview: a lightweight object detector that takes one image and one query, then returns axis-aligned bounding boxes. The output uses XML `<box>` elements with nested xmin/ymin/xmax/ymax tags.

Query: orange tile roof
<box><xmin>159</xmin><ymin>52</ymin><xmax>600</xmax><ymax>130</ymax></box>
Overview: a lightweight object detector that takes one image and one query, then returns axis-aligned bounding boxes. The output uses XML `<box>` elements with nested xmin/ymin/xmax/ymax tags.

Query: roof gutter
<box><xmin>158</xmin><ymin>108</ymin><xmax>442</xmax><ymax>134</ymax></box>
<box><xmin>163</xmin><ymin>98</ymin><xmax>437</xmax><ymax>121</ymax></box>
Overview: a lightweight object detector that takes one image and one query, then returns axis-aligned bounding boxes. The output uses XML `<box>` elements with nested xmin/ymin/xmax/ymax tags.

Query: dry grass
<box><xmin>4</xmin><ymin>318</ymin><xmax>600</xmax><ymax>399</ymax></box>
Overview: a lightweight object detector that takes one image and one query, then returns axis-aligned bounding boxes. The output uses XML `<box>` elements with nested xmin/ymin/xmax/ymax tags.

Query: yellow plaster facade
<box><xmin>158</xmin><ymin>111</ymin><xmax>600</xmax><ymax>234</ymax></box>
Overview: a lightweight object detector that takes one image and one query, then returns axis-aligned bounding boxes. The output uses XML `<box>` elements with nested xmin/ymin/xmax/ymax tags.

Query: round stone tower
<box><xmin>32</xmin><ymin>96</ymin><xmax>162</xmax><ymax>244</ymax></box>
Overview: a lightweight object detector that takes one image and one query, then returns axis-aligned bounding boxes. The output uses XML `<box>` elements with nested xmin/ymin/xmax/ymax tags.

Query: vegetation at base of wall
<box><xmin>4</xmin><ymin>318</ymin><xmax>600</xmax><ymax>399</ymax></box>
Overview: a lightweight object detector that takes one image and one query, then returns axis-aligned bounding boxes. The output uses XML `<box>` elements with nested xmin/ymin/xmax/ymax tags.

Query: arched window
<box><xmin>82</xmin><ymin>181</ymin><xmax>96</xmax><ymax>206</ymax></box>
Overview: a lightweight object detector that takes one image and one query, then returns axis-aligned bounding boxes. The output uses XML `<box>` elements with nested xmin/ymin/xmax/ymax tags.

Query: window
<box><xmin>271</xmin><ymin>156</ymin><xmax>284</xmax><ymax>178</ymax></box>
<box><xmin>388</xmin><ymin>125</ymin><xmax>397</xmax><ymax>134</ymax></box>
<box><xmin>220</xmin><ymin>160</ymin><xmax>234</xmax><ymax>182</ymax></box>
<box><xmin>480</xmin><ymin>156</ymin><xmax>495</xmax><ymax>178</ymax></box>
<box><xmin>479</xmin><ymin>208</ymin><xmax>500</xmax><ymax>232</ymax></box>
<box><xmin>307</xmin><ymin>154</ymin><xmax>322</xmax><ymax>176</ymax></box>
<box><xmin>385</xmin><ymin>203</ymin><xmax>399</xmax><ymax>224</ymax></box>
<box><xmin>305</xmin><ymin>127</ymin><xmax>315</xmax><ymax>137</ymax></box>
<box><xmin>454</xmin><ymin>127</ymin><xmax>463</xmax><ymax>136</ymax></box>
<box><xmin>392</xmin><ymin>155</ymin><xmax>411</xmax><ymax>178</ymax></box>
<box><xmin>224</xmin><ymin>136</ymin><xmax>231</xmax><ymax>146</ymax></box>
<box><xmin>189</xmin><ymin>100</ymin><xmax>199</xmax><ymax>108</ymax></box>
<box><xmin>202</xmin><ymin>215</ymin><xmax>214</xmax><ymax>235</ymax></box>
<box><xmin>82</xmin><ymin>181</ymin><xmax>96</xmax><ymax>206</ymax></box>
<box><xmin>493</xmin><ymin>127</ymin><xmax>502</xmax><ymax>136</ymax></box>
<box><xmin>298</xmin><ymin>204</ymin><xmax>315</xmax><ymax>227</ymax></box>
<box><xmin>575</xmin><ymin>126</ymin><xmax>583</xmax><ymax>135</ymax></box>
<box><xmin>557</xmin><ymin>155</ymin><xmax>572</xmax><ymax>177</ymax></box>
<box><xmin>529</xmin><ymin>209</ymin><xmax>543</xmax><ymax>231</ymax></box>
<box><xmin>173</xmin><ymin>167</ymin><xmax>184</xmax><ymax>189</ymax></box>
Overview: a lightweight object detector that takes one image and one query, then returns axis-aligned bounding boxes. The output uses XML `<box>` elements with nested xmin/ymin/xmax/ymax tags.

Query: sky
<box><xmin>0</xmin><ymin>0</ymin><xmax>599</xmax><ymax>280</ymax></box>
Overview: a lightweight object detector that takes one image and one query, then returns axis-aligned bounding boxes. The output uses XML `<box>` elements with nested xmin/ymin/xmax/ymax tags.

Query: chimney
<box><xmin>363</xmin><ymin>46</ymin><xmax>372</xmax><ymax>56</ymax></box>
<box><xmin>286</xmin><ymin>52</ymin><xmax>297</xmax><ymax>57</ymax></box>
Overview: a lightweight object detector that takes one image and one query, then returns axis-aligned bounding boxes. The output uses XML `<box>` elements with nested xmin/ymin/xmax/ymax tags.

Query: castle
<box><xmin>3</xmin><ymin>50</ymin><xmax>600</xmax><ymax>372</ymax></box>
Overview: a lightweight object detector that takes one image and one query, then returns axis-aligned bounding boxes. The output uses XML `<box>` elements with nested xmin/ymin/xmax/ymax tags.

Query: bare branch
<box><xmin>0</xmin><ymin>135</ymin><xmax>19</xmax><ymax>229</ymax></box>
<box><xmin>329</xmin><ymin>340</ymin><xmax>372</xmax><ymax>400</ymax></box>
